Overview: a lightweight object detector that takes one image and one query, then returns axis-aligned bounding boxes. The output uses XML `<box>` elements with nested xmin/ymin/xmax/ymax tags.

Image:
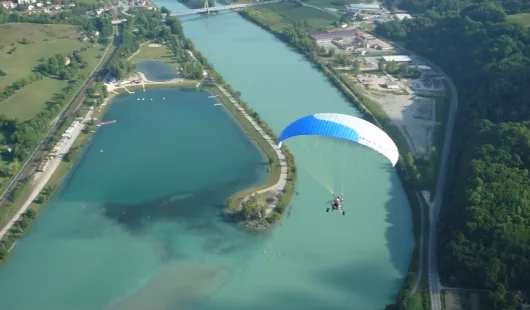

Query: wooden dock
<box><xmin>97</xmin><ymin>120</ymin><xmax>117</xmax><ymax>127</ymax></box>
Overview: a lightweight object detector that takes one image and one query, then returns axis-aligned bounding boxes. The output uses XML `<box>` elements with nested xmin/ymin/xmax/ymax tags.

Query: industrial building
<box><xmin>309</xmin><ymin>29</ymin><xmax>358</xmax><ymax>42</ymax></box>
<box><xmin>345</xmin><ymin>3</ymin><xmax>381</xmax><ymax>13</ymax></box>
<box><xmin>382</xmin><ymin>55</ymin><xmax>412</xmax><ymax>63</ymax></box>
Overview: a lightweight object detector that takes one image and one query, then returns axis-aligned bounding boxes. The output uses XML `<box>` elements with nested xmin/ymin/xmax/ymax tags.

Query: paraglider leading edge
<box><xmin>277</xmin><ymin>113</ymin><xmax>399</xmax><ymax>167</ymax></box>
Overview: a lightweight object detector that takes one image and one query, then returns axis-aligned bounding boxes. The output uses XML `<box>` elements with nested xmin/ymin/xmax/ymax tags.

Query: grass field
<box><xmin>507</xmin><ymin>12</ymin><xmax>530</xmax><ymax>26</ymax></box>
<box><xmin>251</xmin><ymin>2</ymin><xmax>337</xmax><ymax>30</ymax></box>
<box><xmin>0</xmin><ymin>78</ymin><xmax>67</xmax><ymax>120</ymax></box>
<box><xmin>129</xmin><ymin>43</ymin><xmax>177</xmax><ymax>64</ymax></box>
<box><xmin>0</xmin><ymin>23</ymin><xmax>104</xmax><ymax>120</ymax></box>
<box><xmin>302</xmin><ymin>0</ymin><xmax>350</xmax><ymax>10</ymax></box>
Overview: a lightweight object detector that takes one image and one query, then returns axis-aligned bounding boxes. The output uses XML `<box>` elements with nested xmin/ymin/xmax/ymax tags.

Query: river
<box><xmin>0</xmin><ymin>5</ymin><xmax>414</xmax><ymax>310</ymax></box>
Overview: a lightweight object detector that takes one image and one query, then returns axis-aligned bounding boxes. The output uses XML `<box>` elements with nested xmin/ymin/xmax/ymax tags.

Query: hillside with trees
<box><xmin>376</xmin><ymin>1</ymin><xmax>530</xmax><ymax>308</ymax></box>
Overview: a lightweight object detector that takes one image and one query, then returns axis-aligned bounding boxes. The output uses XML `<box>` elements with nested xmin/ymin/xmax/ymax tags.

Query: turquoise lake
<box><xmin>0</xmin><ymin>5</ymin><xmax>414</xmax><ymax>310</ymax></box>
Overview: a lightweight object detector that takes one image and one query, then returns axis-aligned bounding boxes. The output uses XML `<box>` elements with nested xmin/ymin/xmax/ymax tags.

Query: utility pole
<box><xmin>204</xmin><ymin>0</ymin><xmax>210</xmax><ymax>15</ymax></box>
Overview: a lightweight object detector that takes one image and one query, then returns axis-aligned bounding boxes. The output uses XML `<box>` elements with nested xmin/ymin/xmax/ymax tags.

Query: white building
<box><xmin>345</xmin><ymin>3</ymin><xmax>380</xmax><ymax>13</ymax></box>
<box><xmin>384</xmin><ymin>81</ymin><xmax>400</xmax><ymax>89</ymax></box>
<box><xmin>382</xmin><ymin>55</ymin><xmax>412</xmax><ymax>63</ymax></box>
<box><xmin>395</xmin><ymin>13</ymin><xmax>412</xmax><ymax>20</ymax></box>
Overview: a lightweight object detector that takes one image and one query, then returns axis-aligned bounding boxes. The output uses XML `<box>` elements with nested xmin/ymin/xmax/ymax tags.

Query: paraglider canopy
<box><xmin>278</xmin><ymin>113</ymin><xmax>399</xmax><ymax>167</ymax></box>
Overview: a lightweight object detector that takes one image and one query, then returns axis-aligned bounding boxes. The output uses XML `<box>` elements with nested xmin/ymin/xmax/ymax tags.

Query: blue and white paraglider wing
<box><xmin>278</xmin><ymin>113</ymin><xmax>399</xmax><ymax>167</ymax></box>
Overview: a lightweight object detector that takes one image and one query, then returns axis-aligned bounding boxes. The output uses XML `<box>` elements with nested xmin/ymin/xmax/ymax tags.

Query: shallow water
<box><xmin>0</xmin><ymin>7</ymin><xmax>414</xmax><ymax>310</ymax></box>
<box><xmin>136</xmin><ymin>60</ymin><xmax>179</xmax><ymax>82</ymax></box>
<box><xmin>0</xmin><ymin>89</ymin><xmax>268</xmax><ymax>310</ymax></box>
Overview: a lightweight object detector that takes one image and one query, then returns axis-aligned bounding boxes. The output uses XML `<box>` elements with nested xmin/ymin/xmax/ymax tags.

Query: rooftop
<box><xmin>382</xmin><ymin>55</ymin><xmax>412</xmax><ymax>62</ymax></box>
<box><xmin>395</xmin><ymin>13</ymin><xmax>413</xmax><ymax>20</ymax></box>
<box><xmin>345</xmin><ymin>3</ymin><xmax>380</xmax><ymax>10</ymax></box>
<box><xmin>309</xmin><ymin>29</ymin><xmax>358</xmax><ymax>40</ymax></box>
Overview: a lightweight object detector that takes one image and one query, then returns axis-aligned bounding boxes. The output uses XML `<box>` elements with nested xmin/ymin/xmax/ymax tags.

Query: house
<box><xmin>395</xmin><ymin>13</ymin><xmax>412</xmax><ymax>21</ymax></box>
<box><xmin>17</xmin><ymin>0</ymin><xmax>26</xmax><ymax>4</ymax></box>
<box><xmin>384</xmin><ymin>81</ymin><xmax>400</xmax><ymax>89</ymax></box>
<box><xmin>65</xmin><ymin>56</ymin><xmax>71</xmax><ymax>66</ymax></box>
<box><xmin>1</xmin><ymin>1</ymin><xmax>12</xmax><ymax>9</ymax></box>
<box><xmin>345</xmin><ymin>3</ymin><xmax>380</xmax><ymax>13</ymax></box>
<box><xmin>27</xmin><ymin>4</ymin><xmax>34</xmax><ymax>9</ymax></box>
<box><xmin>309</xmin><ymin>29</ymin><xmax>357</xmax><ymax>42</ymax></box>
<box><xmin>382</xmin><ymin>55</ymin><xmax>412</xmax><ymax>63</ymax></box>
<box><xmin>36</xmin><ymin>2</ymin><xmax>42</xmax><ymax>7</ymax></box>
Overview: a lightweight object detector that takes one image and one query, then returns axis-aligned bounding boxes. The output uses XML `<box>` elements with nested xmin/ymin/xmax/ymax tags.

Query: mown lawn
<box><xmin>0</xmin><ymin>23</ymin><xmax>104</xmax><ymax>120</ymax></box>
<box><xmin>507</xmin><ymin>12</ymin><xmax>530</xmax><ymax>27</ymax></box>
<box><xmin>129</xmin><ymin>43</ymin><xmax>176</xmax><ymax>63</ymax></box>
<box><xmin>251</xmin><ymin>2</ymin><xmax>337</xmax><ymax>30</ymax></box>
<box><xmin>0</xmin><ymin>78</ymin><xmax>67</xmax><ymax>120</ymax></box>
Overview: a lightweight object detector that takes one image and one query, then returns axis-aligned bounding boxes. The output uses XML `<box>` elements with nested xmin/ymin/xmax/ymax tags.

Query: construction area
<box><xmin>332</xmin><ymin>53</ymin><xmax>446</xmax><ymax>159</ymax></box>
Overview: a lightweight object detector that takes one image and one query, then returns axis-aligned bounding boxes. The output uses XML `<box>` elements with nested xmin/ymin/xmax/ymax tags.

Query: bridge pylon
<box><xmin>204</xmin><ymin>0</ymin><xmax>210</xmax><ymax>15</ymax></box>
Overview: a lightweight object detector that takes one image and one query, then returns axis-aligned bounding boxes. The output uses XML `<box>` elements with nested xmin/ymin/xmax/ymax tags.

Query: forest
<box><xmin>376</xmin><ymin>1</ymin><xmax>530</xmax><ymax>308</ymax></box>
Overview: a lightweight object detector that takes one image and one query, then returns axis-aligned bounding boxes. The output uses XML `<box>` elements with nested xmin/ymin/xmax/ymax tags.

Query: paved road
<box><xmin>392</xmin><ymin>43</ymin><xmax>458</xmax><ymax>310</ymax></box>
<box><xmin>0</xmin><ymin>110</ymin><xmax>93</xmax><ymax>240</ymax></box>
<box><xmin>215</xmin><ymin>84</ymin><xmax>288</xmax><ymax>204</ymax></box>
<box><xmin>0</xmin><ymin>20</ymin><xmax>119</xmax><ymax>242</ymax></box>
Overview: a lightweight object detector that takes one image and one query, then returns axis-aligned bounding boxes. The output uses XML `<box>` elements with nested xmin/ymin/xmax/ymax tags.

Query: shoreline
<box><xmin>0</xmin><ymin>109</ymin><xmax>94</xmax><ymax>244</ymax></box>
<box><xmin>237</xmin><ymin>6</ymin><xmax>432</xmax><ymax>301</ymax></box>
<box><xmin>0</xmin><ymin>6</ymin><xmax>296</xmax><ymax>265</ymax></box>
<box><xmin>118</xmin><ymin>36</ymin><xmax>295</xmax><ymax>229</ymax></box>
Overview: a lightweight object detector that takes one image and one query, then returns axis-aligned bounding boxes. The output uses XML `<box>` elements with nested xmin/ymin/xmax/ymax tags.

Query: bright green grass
<box><xmin>129</xmin><ymin>43</ymin><xmax>177</xmax><ymax>63</ymax></box>
<box><xmin>0</xmin><ymin>23</ymin><xmax>84</xmax><ymax>88</ymax></box>
<box><xmin>0</xmin><ymin>23</ymin><xmax>104</xmax><ymax>120</ymax></box>
<box><xmin>507</xmin><ymin>13</ymin><xmax>530</xmax><ymax>26</ymax></box>
<box><xmin>0</xmin><ymin>78</ymin><xmax>67</xmax><ymax>120</ymax></box>
<box><xmin>302</xmin><ymin>0</ymin><xmax>352</xmax><ymax>9</ymax></box>
<box><xmin>251</xmin><ymin>2</ymin><xmax>337</xmax><ymax>30</ymax></box>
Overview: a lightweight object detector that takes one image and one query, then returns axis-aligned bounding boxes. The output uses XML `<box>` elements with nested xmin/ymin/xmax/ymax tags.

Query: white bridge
<box><xmin>171</xmin><ymin>0</ymin><xmax>279</xmax><ymax>16</ymax></box>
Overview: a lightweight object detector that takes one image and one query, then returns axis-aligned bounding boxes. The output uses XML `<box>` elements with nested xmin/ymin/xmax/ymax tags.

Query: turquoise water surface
<box><xmin>0</xmin><ymin>89</ymin><xmax>268</xmax><ymax>310</ymax></box>
<box><xmin>136</xmin><ymin>60</ymin><xmax>180</xmax><ymax>82</ymax></box>
<box><xmin>0</xmin><ymin>6</ymin><xmax>414</xmax><ymax>310</ymax></box>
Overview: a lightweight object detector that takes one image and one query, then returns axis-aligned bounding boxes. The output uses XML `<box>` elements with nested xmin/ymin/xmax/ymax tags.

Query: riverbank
<box><xmin>238</xmin><ymin>6</ymin><xmax>430</xmax><ymax>307</ymax></box>
<box><xmin>120</xmin><ymin>33</ymin><xmax>296</xmax><ymax>229</ymax></box>
<box><xmin>0</xmin><ymin>106</ymin><xmax>95</xmax><ymax>262</ymax></box>
<box><xmin>109</xmin><ymin>71</ymin><xmax>295</xmax><ymax>230</ymax></box>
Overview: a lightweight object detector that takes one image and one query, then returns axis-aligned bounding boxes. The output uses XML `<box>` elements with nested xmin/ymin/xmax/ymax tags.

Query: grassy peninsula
<box><xmin>121</xmin><ymin>10</ymin><xmax>296</xmax><ymax>230</ymax></box>
<box><xmin>0</xmin><ymin>4</ymin><xmax>296</xmax><ymax>264</ymax></box>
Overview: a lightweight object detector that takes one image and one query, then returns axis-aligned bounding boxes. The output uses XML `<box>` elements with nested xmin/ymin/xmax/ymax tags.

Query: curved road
<box><xmin>392</xmin><ymin>43</ymin><xmax>458</xmax><ymax>310</ymax></box>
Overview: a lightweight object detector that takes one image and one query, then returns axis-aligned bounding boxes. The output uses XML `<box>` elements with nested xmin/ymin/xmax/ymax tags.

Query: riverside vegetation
<box><xmin>377</xmin><ymin>1</ymin><xmax>530</xmax><ymax>309</ymax></box>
